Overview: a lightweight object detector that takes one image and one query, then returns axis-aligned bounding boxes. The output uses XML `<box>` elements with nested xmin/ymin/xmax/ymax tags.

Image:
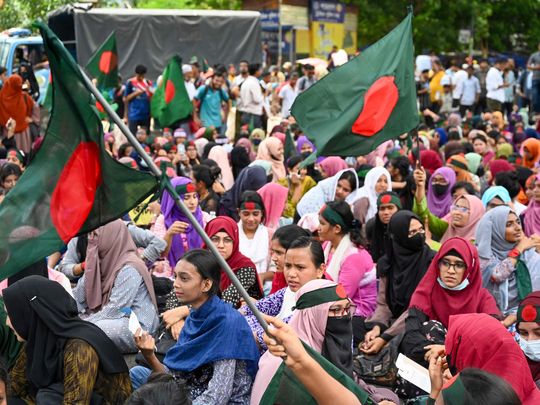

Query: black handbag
<box><xmin>353</xmin><ymin>334</ymin><xmax>403</xmax><ymax>387</ymax></box>
<box><xmin>135</xmin><ymin>323</ymin><xmax>177</xmax><ymax>367</ymax></box>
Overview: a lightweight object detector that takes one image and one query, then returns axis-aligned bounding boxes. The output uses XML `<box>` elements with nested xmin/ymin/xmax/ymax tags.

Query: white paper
<box><xmin>396</xmin><ymin>353</ymin><xmax>431</xmax><ymax>393</ymax></box>
<box><xmin>128</xmin><ymin>310</ymin><xmax>142</xmax><ymax>335</ymax></box>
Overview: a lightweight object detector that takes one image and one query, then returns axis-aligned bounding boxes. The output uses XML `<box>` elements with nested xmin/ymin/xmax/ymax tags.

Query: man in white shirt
<box><xmin>486</xmin><ymin>58</ymin><xmax>508</xmax><ymax>112</ymax></box>
<box><xmin>458</xmin><ymin>65</ymin><xmax>481</xmax><ymax>117</ymax></box>
<box><xmin>448</xmin><ymin>62</ymin><xmax>468</xmax><ymax>109</ymax></box>
<box><xmin>279</xmin><ymin>72</ymin><xmax>298</xmax><ymax>118</ymax></box>
<box><xmin>182</xmin><ymin>64</ymin><xmax>197</xmax><ymax>101</ymax></box>
<box><xmin>238</xmin><ymin>63</ymin><xmax>264</xmax><ymax>129</ymax></box>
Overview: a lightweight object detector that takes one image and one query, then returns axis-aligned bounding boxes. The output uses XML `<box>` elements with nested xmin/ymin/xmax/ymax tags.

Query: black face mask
<box><xmin>432</xmin><ymin>183</ymin><xmax>448</xmax><ymax>196</ymax></box>
<box><xmin>252</xmin><ymin>138</ymin><xmax>262</xmax><ymax>146</ymax></box>
<box><xmin>321</xmin><ymin>317</ymin><xmax>353</xmax><ymax>377</ymax></box>
<box><xmin>406</xmin><ymin>233</ymin><xmax>426</xmax><ymax>251</ymax></box>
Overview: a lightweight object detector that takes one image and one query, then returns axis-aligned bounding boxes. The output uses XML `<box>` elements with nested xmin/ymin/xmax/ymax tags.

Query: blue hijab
<box><xmin>164</xmin><ymin>295</ymin><xmax>260</xmax><ymax>378</ymax></box>
<box><xmin>481</xmin><ymin>186</ymin><xmax>511</xmax><ymax>208</ymax></box>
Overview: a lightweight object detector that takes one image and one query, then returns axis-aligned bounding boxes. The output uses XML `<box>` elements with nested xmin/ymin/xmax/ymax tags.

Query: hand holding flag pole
<box><xmin>77</xmin><ymin>66</ymin><xmax>271</xmax><ymax>334</ymax></box>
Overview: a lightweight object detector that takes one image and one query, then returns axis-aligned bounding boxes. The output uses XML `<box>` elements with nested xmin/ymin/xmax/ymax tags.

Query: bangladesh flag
<box><xmin>260</xmin><ymin>342</ymin><xmax>375</xmax><ymax>405</ymax></box>
<box><xmin>0</xmin><ymin>23</ymin><xmax>158</xmax><ymax>277</ymax></box>
<box><xmin>86</xmin><ymin>31</ymin><xmax>118</xmax><ymax>90</ymax></box>
<box><xmin>291</xmin><ymin>12</ymin><xmax>418</xmax><ymax>157</ymax></box>
<box><xmin>151</xmin><ymin>55</ymin><xmax>192</xmax><ymax>127</ymax></box>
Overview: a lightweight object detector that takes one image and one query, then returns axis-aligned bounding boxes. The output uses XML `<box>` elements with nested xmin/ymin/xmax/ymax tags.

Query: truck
<box><xmin>0</xmin><ymin>7</ymin><xmax>263</xmax><ymax>101</ymax></box>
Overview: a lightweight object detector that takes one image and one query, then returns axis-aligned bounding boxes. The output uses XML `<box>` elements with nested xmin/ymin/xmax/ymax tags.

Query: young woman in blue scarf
<box><xmin>130</xmin><ymin>249</ymin><xmax>260</xmax><ymax>404</ymax></box>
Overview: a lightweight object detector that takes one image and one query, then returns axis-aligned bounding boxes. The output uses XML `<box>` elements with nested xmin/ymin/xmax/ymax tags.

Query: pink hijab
<box><xmin>236</xmin><ymin>137</ymin><xmax>256</xmax><ymax>161</ymax></box>
<box><xmin>440</xmin><ymin>194</ymin><xmax>485</xmax><ymax>244</ymax></box>
<box><xmin>256</xmin><ymin>137</ymin><xmax>286</xmax><ymax>181</ymax></box>
<box><xmin>523</xmin><ymin>174</ymin><xmax>540</xmax><ymax>236</ymax></box>
<box><xmin>250</xmin><ymin>279</ymin><xmax>337</xmax><ymax>405</ymax></box>
<box><xmin>257</xmin><ymin>183</ymin><xmax>288</xmax><ymax>230</ymax></box>
<box><xmin>319</xmin><ymin>156</ymin><xmax>348</xmax><ymax>178</ymax></box>
<box><xmin>365</xmin><ymin>140</ymin><xmax>393</xmax><ymax>166</ymax></box>
<box><xmin>208</xmin><ymin>145</ymin><xmax>234</xmax><ymax>190</ymax></box>
<box><xmin>84</xmin><ymin>220</ymin><xmax>157</xmax><ymax>312</ymax></box>
<box><xmin>272</xmin><ymin>132</ymin><xmax>286</xmax><ymax>145</ymax></box>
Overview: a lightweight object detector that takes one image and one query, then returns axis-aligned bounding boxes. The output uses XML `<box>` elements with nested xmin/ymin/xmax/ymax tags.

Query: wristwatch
<box><xmin>508</xmin><ymin>248</ymin><xmax>521</xmax><ymax>258</ymax></box>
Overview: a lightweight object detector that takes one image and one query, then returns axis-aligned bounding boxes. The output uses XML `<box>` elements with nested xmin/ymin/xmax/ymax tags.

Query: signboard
<box><xmin>260</xmin><ymin>9</ymin><xmax>280</xmax><ymax>30</ymax></box>
<box><xmin>458</xmin><ymin>29</ymin><xmax>471</xmax><ymax>44</ymax></box>
<box><xmin>311</xmin><ymin>0</ymin><xmax>345</xmax><ymax>23</ymax></box>
<box><xmin>281</xmin><ymin>5</ymin><xmax>309</xmax><ymax>29</ymax></box>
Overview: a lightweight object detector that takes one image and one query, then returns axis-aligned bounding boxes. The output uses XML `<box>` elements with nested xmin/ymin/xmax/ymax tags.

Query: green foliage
<box><xmin>0</xmin><ymin>0</ymin><xmax>73</xmax><ymax>31</ymax></box>
<box><xmin>135</xmin><ymin>0</ymin><xmax>240</xmax><ymax>9</ymax></box>
<box><xmin>345</xmin><ymin>0</ymin><xmax>540</xmax><ymax>54</ymax></box>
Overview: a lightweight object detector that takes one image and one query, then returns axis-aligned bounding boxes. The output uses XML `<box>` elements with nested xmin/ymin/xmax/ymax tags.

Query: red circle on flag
<box><xmin>351</xmin><ymin>76</ymin><xmax>399</xmax><ymax>137</ymax></box>
<box><xmin>165</xmin><ymin>80</ymin><xmax>175</xmax><ymax>104</ymax></box>
<box><xmin>50</xmin><ymin>142</ymin><xmax>102</xmax><ymax>243</ymax></box>
<box><xmin>522</xmin><ymin>304</ymin><xmax>538</xmax><ymax>322</ymax></box>
<box><xmin>99</xmin><ymin>51</ymin><xmax>117</xmax><ymax>75</ymax></box>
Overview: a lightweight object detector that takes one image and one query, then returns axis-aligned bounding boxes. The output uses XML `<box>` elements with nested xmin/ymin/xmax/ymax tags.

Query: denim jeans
<box><xmin>129</xmin><ymin>366</ymin><xmax>152</xmax><ymax>390</ymax></box>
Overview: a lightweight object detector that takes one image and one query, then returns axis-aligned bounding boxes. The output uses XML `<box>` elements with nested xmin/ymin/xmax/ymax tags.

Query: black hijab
<box><xmin>230</xmin><ymin>146</ymin><xmax>251</xmax><ymax>179</ymax></box>
<box><xmin>377</xmin><ymin>211</ymin><xmax>435</xmax><ymax>318</ymax></box>
<box><xmin>7</xmin><ymin>259</ymin><xmax>48</xmax><ymax>286</ymax></box>
<box><xmin>322</xmin><ymin>317</ymin><xmax>353</xmax><ymax>377</ymax></box>
<box><xmin>3</xmin><ymin>276</ymin><xmax>127</xmax><ymax>388</ymax></box>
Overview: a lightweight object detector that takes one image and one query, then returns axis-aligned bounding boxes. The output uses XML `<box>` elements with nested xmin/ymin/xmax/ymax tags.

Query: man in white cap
<box><xmin>183</xmin><ymin>64</ymin><xmax>197</xmax><ymax>101</ymax></box>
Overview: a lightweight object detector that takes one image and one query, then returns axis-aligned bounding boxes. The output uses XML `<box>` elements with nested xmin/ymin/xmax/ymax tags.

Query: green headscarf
<box><xmin>465</xmin><ymin>152</ymin><xmax>482</xmax><ymax>175</ymax></box>
<box><xmin>496</xmin><ymin>143</ymin><xmax>513</xmax><ymax>159</ymax></box>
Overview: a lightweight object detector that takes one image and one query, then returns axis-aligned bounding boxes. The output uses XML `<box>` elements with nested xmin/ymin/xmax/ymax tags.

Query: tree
<box><xmin>135</xmin><ymin>0</ymin><xmax>240</xmax><ymax>9</ymax></box>
<box><xmin>0</xmin><ymin>0</ymin><xmax>73</xmax><ymax>31</ymax></box>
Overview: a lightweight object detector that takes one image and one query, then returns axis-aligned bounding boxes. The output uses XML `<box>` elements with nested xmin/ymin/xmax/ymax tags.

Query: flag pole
<box><xmin>77</xmin><ymin>66</ymin><xmax>271</xmax><ymax>333</ymax></box>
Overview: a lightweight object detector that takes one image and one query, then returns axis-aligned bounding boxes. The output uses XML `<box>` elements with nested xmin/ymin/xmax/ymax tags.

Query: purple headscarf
<box><xmin>296</xmin><ymin>135</ymin><xmax>315</xmax><ymax>154</ymax></box>
<box><xmin>427</xmin><ymin>167</ymin><xmax>456</xmax><ymax>217</ymax></box>
<box><xmin>161</xmin><ymin>177</ymin><xmax>204</xmax><ymax>267</ymax></box>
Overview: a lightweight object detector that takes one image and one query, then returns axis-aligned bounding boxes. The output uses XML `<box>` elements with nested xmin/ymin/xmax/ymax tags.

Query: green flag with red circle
<box><xmin>291</xmin><ymin>12</ymin><xmax>418</xmax><ymax>157</ymax></box>
<box><xmin>86</xmin><ymin>31</ymin><xmax>118</xmax><ymax>90</ymax></box>
<box><xmin>151</xmin><ymin>55</ymin><xmax>192</xmax><ymax>127</ymax></box>
<box><xmin>0</xmin><ymin>22</ymin><xmax>158</xmax><ymax>278</ymax></box>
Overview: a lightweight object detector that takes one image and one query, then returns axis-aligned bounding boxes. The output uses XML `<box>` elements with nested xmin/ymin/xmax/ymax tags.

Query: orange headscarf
<box><xmin>447</xmin><ymin>154</ymin><xmax>473</xmax><ymax>183</ymax></box>
<box><xmin>0</xmin><ymin>74</ymin><xmax>34</xmax><ymax>132</ymax></box>
<box><xmin>521</xmin><ymin>138</ymin><xmax>540</xmax><ymax>169</ymax></box>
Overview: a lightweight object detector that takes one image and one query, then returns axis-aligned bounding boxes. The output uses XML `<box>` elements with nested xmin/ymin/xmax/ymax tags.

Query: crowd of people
<box><xmin>1</xmin><ymin>42</ymin><xmax>540</xmax><ymax>404</ymax></box>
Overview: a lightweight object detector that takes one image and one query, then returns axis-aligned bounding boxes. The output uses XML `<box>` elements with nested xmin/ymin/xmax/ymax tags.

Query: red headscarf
<box><xmin>204</xmin><ymin>216</ymin><xmax>262</xmax><ymax>294</ymax></box>
<box><xmin>445</xmin><ymin>313</ymin><xmax>540</xmax><ymax>404</ymax></box>
<box><xmin>0</xmin><ymin>74</ymin><xmax>34</xmax><ymax>132</ymax></box>
<box><xmin>517</xmin><ymin>291</ymin><xmax>540</xmax><ymax>383</ymax></box>
<box><xmin>418</xmin><ymin>150</ymin><xmax>442</xmax><ymax>175</ymax></box>
<box><xmin>488</xmin><ymin>159</ymin><xmax>514</xmax><ymax>184</ymax></box>
<box><xmin>409</xmin><ymin>237</ymin><xmax>499</xmax><ymax>327</ymax></box>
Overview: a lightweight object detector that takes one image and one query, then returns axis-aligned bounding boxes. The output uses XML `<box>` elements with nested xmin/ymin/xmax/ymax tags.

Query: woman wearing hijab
<box><xmin>249</xmin><ymin>128</ymin><xmax>266</xmax><ymax>153</ymax></box>
<box><xmin>207</xmin><ymin>144</ymin><xmax>234</xmax><ymax>190</ymax></box>
<box><xmin>476</xmin><ymin>205</ymin><xmax>540</xmax><ymax>317</ymax></box>
<box><xmin>251</xmin><ymin>279</ymin><xmax>399</xmax><ymax>405</ymax></box>
<box><xmin>447</xmin><ymin>154</ymin><xmax>479</xmax><ymax>191</ymax></box>
<box><xmin>256</xmin><ymin>137</ymin><xmax>286</xmax><ymax>181</ymax></box>
<box><xmin>257</xmin><ymin>182</ymin><xmax>288</xmax><ymax>231</ymax></box>
<box><xmin>277</xmin><ymin>155</ymin><xmax>317</xmax><ymax>219</ymax></box>
<box><xmin>230</xmin><ymin>146</ymin><xmax>251</xmax><ymax>179</ymax></box>
<box><xmin>360</xmin><ymin>211</ymin><xmax>435</xmax><ymax>355</ymax></box>
<box><xmin>318</xmin><ymin>156</ymin><xmax>348</xmax><ymax>179</ymax></box>
<box><xmin>417</xmin><ymin>149</ymin><xmax>442</xmax><ymax>175</ymax></box>
<box><xmin>481</xmin><ymin>185</ymin><xmax>511</xmax><ymax>209</ymax></box>
<box><xmin>219</xmin><ymin>165</ymin><xmax>268</xmax><ymax>221</ymax></box>
<box><xmin>523</xmin><ymin>174</ymin><xmax>540</xmax><ymax>237</ymax></box>
<box><xmin>414</xmin><ymin>167</ymin><xmax>484</xmax><ymax>243</ymax></box>
<box><xmin>236</xmin><ymin>137</ymin><xmax>256</xmax><ymax>161</ymax></box>
<box><xmin>6</xmin><ymin>276</ymin><xmax>131</xmax><ymax>404</ymax></box>
<box><xmin>131</xmin><ymin>249</ymin><xmax>260</xmax><ymax>402</ymax></box>
<box><xmin>296</xmin><ymin>135</ymin><xmax>314</xmax><ymax>155</ymax></box>
<box><xmin>73</xmin><ymin>220</ymin><xmax>159</xmax><ymax>353</ymax></box>
<box><xmin>522</xmin><ymin>138</ymin><xmax>540</xmax><ymax>169</ymax></box>
<box><xmin>350</xmin><ymin>166</ymin><xmax>392</xmax><ymax>223</ymax></box>
<box><xmin>516</xmin><ymin>292</ymin><xmax>540</xmax><ymax>387</ymax></box>
<box><xmin>296</xmin><ymin>169</ymin><xmax>358</xmax><ymax>218</ymax></box>
<box><xmin>205</xmin><ymin>217</ymin><xmax>263</xmax><ymax>307</ymax></box>
<box><xmin>419</xmin><ymin>166</ymin><xmax>456</xmax><ymax>219</ymax></box>
<box><xmin>318</xmin><ymin>201</ymin><xmax>377</xmax><ymax>345</ymax></box>
<box><xmin>158</xmin><ymin>177</ymin><xmax>205</xmax><ymax>269</ymax></box>
<box><xmin>0</xmin><ymin>75</ymin><xmax>34</xmax><ymax>154</ymax></box>
<box><xmin>445</xmin><ymin>313</ymin><xmax>540</xmax><ymax>404</ymax></box>
<box><xmin>488</xmin><ymin>158</ymin><xmax>514</xmax><ymax>184</ymax></box>
<box><xmin>402</xmin><ymin>238</ymin><xmax>500</xmax><ymax>367</ymax></box>
<box><xmin>365</xmin><ymin>191</ymin><xmax>402</xmax><ymax>263</ymax></box>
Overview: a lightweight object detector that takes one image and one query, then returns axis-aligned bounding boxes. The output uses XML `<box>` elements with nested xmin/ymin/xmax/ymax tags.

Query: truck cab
<box><xmin>0</xmin><ymin>28</ymin><xmax>49</xmax><ymax>104</ymax></box>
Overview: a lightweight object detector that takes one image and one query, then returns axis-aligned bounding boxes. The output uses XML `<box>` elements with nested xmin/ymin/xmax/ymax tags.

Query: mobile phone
<box><xmin>128</xmin><ymin>310</ymin><xmax>142</xmax><ymax>335</ymax></box>
<box><xmin>178</xmin><ymin>143</ymin><xmax>186</xmax><ymax>155</ymax></box>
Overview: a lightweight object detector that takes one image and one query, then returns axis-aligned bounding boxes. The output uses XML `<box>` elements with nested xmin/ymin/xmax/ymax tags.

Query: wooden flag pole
<box><xmin>78</xmin><ymin>66</ymin><xmax>271</xmax><ymax>334</ymax></box>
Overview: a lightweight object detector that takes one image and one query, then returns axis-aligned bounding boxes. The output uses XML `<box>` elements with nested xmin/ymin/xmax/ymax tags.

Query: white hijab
<box><xmin>349</xmin><ymin>166</ymin><xmax>392</xmax><ymax>222</ymax></box>
<box><xmin>238</xmin><ymin>222</ymin><xmax>269</xmax><ymax>274</ymax></box>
